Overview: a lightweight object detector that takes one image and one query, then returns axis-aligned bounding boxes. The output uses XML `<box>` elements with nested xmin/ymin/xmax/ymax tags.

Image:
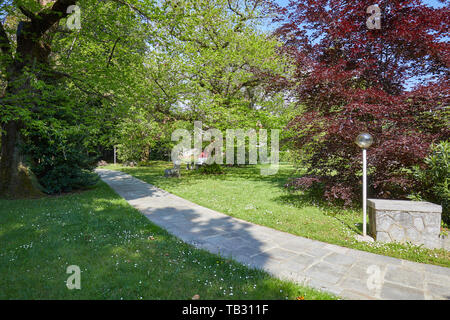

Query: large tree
<box><xmin>0</xmin><ymin>0</ymin><xmax>160</xmax><ymax>198</ymax></box>
<box><xmin>155</xmin><ymin>0</ymin><xmax>291</xmax><ymax>130</ymax></box>
<box><xmin>0</xmin><ymin>0</ymin><xmax>79</xmax><ymax>197</ymax></box>
<box><xmin>114</xmin><ymin>0</ymin><xmax>294</xmax><ymax>162</ymax></box>
<box><xmin>0</xmin><ymin>0</ymin><xmax>291</xmax><ymax>197</ymax></box>
<box><xmin>277</xmin><ymin>0</ymin><xmax>449</xmax><ymax>205</ymax></box>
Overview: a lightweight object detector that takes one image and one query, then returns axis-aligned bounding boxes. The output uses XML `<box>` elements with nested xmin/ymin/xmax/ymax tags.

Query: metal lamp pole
<box><xmin>362</xmin><ymin>148</ymin><xmax>367</xmax><ymax>236</ymax></box>
<box><xmin>355</xmin><ymin>133</ymin><xmax>373</xmax><ymax>237</ymax></box>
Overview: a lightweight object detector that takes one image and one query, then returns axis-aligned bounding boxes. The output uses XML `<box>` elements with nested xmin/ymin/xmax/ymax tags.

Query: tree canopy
<box><xmin>0</xmin><ymin>0</ymin><xmax>292</xmax><ymax>196</ymax></box>
<box><xmin>278</xmin><ymin>0</ymin><xmax>449</xmax><ymax>205</ymax></box>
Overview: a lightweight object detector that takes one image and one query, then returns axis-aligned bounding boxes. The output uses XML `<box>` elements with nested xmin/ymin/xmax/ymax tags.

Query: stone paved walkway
<box><xmin>96</xmin><ymin>169</ymin><xmax>450</xmax><ymax>300</ymax></box>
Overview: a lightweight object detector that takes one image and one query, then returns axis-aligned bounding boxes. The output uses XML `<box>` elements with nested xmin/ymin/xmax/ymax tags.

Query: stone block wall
<box><xmin>368</xmin><ymin>199</ymin><xmax>445</xmax><ymax>250</ymax></box>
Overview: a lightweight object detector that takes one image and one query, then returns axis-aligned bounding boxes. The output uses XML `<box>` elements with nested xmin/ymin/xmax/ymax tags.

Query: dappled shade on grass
<box><xmin>0</xmin><ymin>181</ymin><xmax>334</xmax><ymax>300</ymax></box>
<box><xmin>106</xmin><ymin>162</ymin><xmax>450</xmax><ymax>268</ymax></box>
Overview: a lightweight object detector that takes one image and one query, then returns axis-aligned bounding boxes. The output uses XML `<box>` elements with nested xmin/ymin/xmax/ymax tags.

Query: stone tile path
<box><xmin>96</xmin><ymin>169</ymin><xmax>450</xmax><ymax>300</ymax></box>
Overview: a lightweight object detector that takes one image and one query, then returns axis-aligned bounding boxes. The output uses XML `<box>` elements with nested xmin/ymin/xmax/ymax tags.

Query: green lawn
<box><xmin>0</xmin><ymin>181</ymin><xmax>335</xmax><ymax>300</ymax></box>
<box><xmin>103</xmin><ymin>161</ymin><xmax>450</xmax><ymax>268</ymax></box>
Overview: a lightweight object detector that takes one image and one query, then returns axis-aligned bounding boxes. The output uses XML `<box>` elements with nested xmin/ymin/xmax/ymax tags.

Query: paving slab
<box><xmin>97</xmin><ymin>169</ymin><xmax>450</xmax><ymax>300</ymax></box>
<box><xmin>380</xmin><ymin>282</ymin><xmax>425</xmax><ymax>300</ymax></box>
<box><xmin>280</xmin><ymin>254</ymin><xmax>317</xmax><ymax>272</ymax></box>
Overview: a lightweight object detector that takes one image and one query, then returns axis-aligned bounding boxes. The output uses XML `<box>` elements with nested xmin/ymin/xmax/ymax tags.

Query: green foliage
<box><xmin>198</xmin><ymin>163</ymin><xmax>224</xmax><ymax>175</ymax></box>
<box><xmin>279</xmin><ymin>150</ymin><xmax>294</xmax><ymax>163</ymax></box>
<box><xmin>1</xmin><ymin>0</ymin><xmax>292</xmax><ymax>187</ymax></box>
<box><xmin>411</xmin><ymin>141</ymin><xmax>449</xmax><ymax>223</ymax></box>
<box><xmin>115</xmin><ymin>109</ymin><xmax>176</xmax><ymax>162</ymax></box>
<box><xmin>152</xmin><ymin>0</ymin><xmax>292</xmax><ymax>129</ymax></box>
<box><xmin>23</xmin><ymin>127</ymin><xmax>99</xmax><ymax>194</ymax></box>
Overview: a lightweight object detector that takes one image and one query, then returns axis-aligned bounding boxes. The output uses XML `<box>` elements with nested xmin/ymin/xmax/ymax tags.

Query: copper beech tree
<box><xmin>276</xmin><ymin>0</ymin><xmax>449</xmax><ymax>204</ymax></box>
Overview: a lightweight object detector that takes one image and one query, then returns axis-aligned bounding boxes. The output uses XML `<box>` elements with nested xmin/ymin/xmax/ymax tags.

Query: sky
<box><xmin>264</xmin><ymin>0</ymin><xmax>448</xmax><ymax>31</ymax></box>
<box><xmin>274</xmin><ymin>0</ymin><xmax>448</xmax><ymax>7</ymax></box>
<box><xmin>266</xmin><ymin>0</ymin><xmax>449</xmax><ymax>90</ymax></box>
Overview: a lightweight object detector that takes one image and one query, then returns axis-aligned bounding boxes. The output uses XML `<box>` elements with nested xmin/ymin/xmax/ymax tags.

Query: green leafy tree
<box><xmin>411</xmin><ymin>141</ymin><xmax>449</xmax><ymax>224</ymax></box>
<box><xmin>154</xmin><ymin>0</ymin><xmax>292</xmax><ymax>130</ymax></box>
<box><xmin>0</xmin><ymin>0</ymin><xmax>161</xmax><ymax>197</ymax></box>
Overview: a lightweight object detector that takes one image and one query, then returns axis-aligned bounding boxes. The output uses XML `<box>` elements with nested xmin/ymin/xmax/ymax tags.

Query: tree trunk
<box><xmin>0</xmin><ymin>120</ymin><xmax>43</xmax><ymax>198</ymax></box>
<box><xmin>0</xmin><ymin>0</ymin><xmax>76</xmax><ymax>198</ymax></box>
<box><xmin>0</xmin><ymin>38</ymin><xmax>47</xmax><ymax>199</ymax></box>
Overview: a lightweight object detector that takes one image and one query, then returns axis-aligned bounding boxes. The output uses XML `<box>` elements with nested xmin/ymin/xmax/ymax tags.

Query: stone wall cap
<box><xmin>367</xmin><ymin>199</ymin><xmax>442</xmax><ymax>213</ymax></box>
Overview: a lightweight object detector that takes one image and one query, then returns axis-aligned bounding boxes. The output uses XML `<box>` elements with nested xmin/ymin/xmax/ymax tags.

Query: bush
<box><xmin>279</xmin><ymin>150</ymin><xmax>293</xmax><ymax>163</ymax></box>
<box><xmin>198</xmin><ymin>163</ymin><xmax>224</xmax><ymax>175</ymax></box>
<box><xmin>411</xmin><ymin>141</ymin><xmax>449</xmax><ymax>224</ymax></box>
<box><xmin>138</xmin><ymin>160</ymin><xmax>153</xmax><ymax>167</ymax></box>
<box><xmin>24</xmin><ymin>127</ymin><xmax>99</xmax><ymax>194</ymax></box>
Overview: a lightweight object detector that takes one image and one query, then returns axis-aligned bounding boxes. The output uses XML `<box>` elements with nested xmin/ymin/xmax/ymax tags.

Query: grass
<box><xmin>0</xmin><ymin>181</ymin><xmax>336</xmax><ymax>300</ymax></box>
<box><xmin>103</xmin><ymin>161</ymin><xmax>450</xmax><ymax>268</ymax></box>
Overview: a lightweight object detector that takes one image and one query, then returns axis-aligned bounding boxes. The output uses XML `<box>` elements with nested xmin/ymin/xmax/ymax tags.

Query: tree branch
<box><xmin>36</xmin><ymin>0</ymin><xmax>77</xmax><ymax>37</ymax></box>
<box><xmin>227</xmin><ymin>0</ymin><xmax>244</xmax><ymax>19</ymax></box>
<box><xmin>106</xmin><ymin>37</ymin><xmax>120</xmax><ymax>68</ymax></box>
<box><xmin>111</xmin><ymin>0</ymin><xmax>153</xmax><ymax>20</ymax></box>
<box><xmin>18</xmin><ymin>5</ymin><xmax>36</xmax><ymax>20</ymax></box>
<box><xmin>152</xmin><ymin>76</ymin><xmax>171</xmax><ymax>100</ymax></box>
<box><xmin>50</xmin><ymin>70</ymin><xmax>115</xmax><ymax>101</ymax></box>
<box><xmin>0</xmin><ymin>20</ymin><xmax>11</xmax><ymax>57</ymax></box>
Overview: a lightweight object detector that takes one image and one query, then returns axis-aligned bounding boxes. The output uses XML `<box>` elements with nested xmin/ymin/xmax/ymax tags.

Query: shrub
<box><xmin>279</xmin><ymin>150</ymin><xmax>293</xmax><ymax>163</ymax></box>
<box><xmin>411</xmin><ymin>141</ymin><xmax>449</xmax><ymax>224</ymax></box>
<box><xmin>24</xmin><ymin>127</ymin><xmax>99</xmax><ymax>194</ymax></box>
<box><xmin>285</xmin><ymin>175</ymin><xmax>321</xmax><ymax>190</ymax></box>
<box><xmin>198</xmin><ymin>163</ymin><xmax>224</xmax><ymax>175</ymax></box>
<box><xmin>138</xmin><ymin>160</ymin><xmax>153</xmax><ymax>167</ymax></box>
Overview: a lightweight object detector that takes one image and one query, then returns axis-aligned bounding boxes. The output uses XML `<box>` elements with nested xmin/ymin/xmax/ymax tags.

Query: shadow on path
<box><xmin>96</xmin><ymin>169</ymin><xmax>277</xmax><ymax>271</ymax></box>
<box><xmin>96</xmin><ymin>169</ymin><xmax>450</xmax><ymax>301</ymax></box>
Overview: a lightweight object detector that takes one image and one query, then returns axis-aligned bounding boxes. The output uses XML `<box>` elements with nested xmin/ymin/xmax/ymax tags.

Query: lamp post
<box><xmin>355</xmin><ymin>133</ymin><xmax>373</xmax><ymax>237</ymax></box>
